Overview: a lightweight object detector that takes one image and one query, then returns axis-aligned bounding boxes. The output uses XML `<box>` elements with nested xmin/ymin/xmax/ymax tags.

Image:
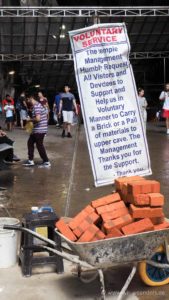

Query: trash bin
<box><xmin>0</xmin><ymin>217</ymin><xmax>20</xmax><ymax>268</ymax></box>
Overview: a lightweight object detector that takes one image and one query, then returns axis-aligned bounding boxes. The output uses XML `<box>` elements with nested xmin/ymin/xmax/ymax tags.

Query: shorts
<box><xmin>62</xmin><ymin>111</ymin><xmax>73</xmax><ymax>124</ymax></box>
<box><xmin>20</xmin><ymin>109</ymin><xmax>27</xmax><ymax>120</ymax></box>
<box><xmin>6</xmin><ymin>116</ymin><xmax>13</xmax><ymax>123</ymax></box>
<box><xmin>162</xmin><ymin>109</ymin><xmax>169</xmax><ymax>118</ymax></box>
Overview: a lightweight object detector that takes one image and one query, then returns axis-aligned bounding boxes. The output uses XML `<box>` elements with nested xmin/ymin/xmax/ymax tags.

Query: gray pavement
<box><xmin>0</xmin><ymin>121</ymin><xmax>169</xmax><ymax>299</ymax></box>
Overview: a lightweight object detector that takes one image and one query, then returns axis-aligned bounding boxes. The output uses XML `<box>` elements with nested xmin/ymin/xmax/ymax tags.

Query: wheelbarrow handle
<box><xmin>3</xmin><ymin>225</ymin><xmax>22</xmax><ymax>231</ymax></box>
<box><xmin>3</xmin><ymin>225</ymin><xmax>56</xmax><ymax>247</ymax></box>
<box><xmin>3</xmin><ymin>225</ymin><xmax>94</xmax><ymax>269</ymax></box>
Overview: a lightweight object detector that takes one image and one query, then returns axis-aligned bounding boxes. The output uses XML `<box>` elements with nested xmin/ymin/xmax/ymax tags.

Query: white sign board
<box><xmin>69</xmin><ymin>23</ymin><xmax>152</xmax><ymax>187</ymax></box>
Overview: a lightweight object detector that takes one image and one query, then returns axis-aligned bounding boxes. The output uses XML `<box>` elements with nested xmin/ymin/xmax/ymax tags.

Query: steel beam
<box><xmin>0</xmin><ymin>6</ymin><xmax>168</xmax><ymax>18</ymax></box>
<box><xmin>0</xmin><ymin>52</ymin><xmax>169</xmax><ymax>61</ymax></box>
<box><xmin>130</xmin><ymin>51</ymin><xmax>169</xmax><ymax>59</ymax></box>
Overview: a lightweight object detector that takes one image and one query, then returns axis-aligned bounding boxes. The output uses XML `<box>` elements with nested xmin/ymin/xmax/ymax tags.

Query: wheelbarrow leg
<box><xmin>117</xmin><ymin>264</ymin><xmax>137</xmax><ymax>300</ymax></box>
<box><xmin>98</xmin><ymin>269</ymin><xmax>106</xmax><ymax>300</ymax></box>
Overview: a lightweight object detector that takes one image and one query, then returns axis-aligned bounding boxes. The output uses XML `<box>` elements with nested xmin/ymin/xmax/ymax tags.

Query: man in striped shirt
<box><xmin>23</xmin><ymin>94</ymin><xmax>51</xmax><ymax>167</ymax></box>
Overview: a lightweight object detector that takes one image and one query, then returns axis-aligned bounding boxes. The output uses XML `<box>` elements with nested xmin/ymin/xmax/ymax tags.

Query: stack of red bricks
<box><xmin>55</xmin><ymin>176</ymin><xmax>169</xmax><ymax>243</ymax></box>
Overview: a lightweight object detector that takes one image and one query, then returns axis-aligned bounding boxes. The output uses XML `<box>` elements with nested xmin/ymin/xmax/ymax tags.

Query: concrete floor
<box><xmin>0</xmin><ymin>121</ymin><xmax>169</xmax><ymax>299</ymax></box>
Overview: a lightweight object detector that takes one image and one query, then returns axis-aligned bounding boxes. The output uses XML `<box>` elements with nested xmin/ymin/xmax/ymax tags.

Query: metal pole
<box><xmin>143</xmin><ymin>71</ymin><xmax>146</xmax><ymax>89</ymax></box>
<box><xmin>98</xmin><ymin>269</ymin><xmax>106</xmax><ymax>300</ymax></box>
<box><xmin>117</xmin><ymin>264</ymin><xmax>137</xmax><ymax>300</ymax></box>
<box><xmin>64</xmin><ymin>121</ymin><xmax>80</xmax><ymax>217</ymax></box>
<box><xmin>164</xmin><ymin>57</ymin><xmax>166</xmax><ymax>85</ymax></box>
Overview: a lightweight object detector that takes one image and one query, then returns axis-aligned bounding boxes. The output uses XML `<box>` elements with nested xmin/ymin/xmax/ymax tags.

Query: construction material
<box><xmin>55</xmin><ymin>177</ymin><xmax>169</xmax><ymax>243</ymax></box>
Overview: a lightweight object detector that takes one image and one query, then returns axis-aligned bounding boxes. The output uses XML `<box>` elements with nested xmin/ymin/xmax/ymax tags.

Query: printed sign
<box><xmin>69</xmin><ymin>23</ymin><xmax>152</xmax><ymax>187</ymax></box>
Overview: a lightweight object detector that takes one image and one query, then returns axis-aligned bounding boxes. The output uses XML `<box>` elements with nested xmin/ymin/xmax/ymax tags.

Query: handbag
<box><xmin>25</xmin><ymin>121</ymin><xmax>34</xmax><ymax>134</ymax></box>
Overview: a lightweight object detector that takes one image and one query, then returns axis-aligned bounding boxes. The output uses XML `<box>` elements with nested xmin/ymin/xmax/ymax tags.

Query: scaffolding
<box><xmin>0</xmin><ymin>51</ymin><xmax>169</xmax><ymax>61</ymax></box>
<box><xmin>0</xmin><ymin>6</ymin><xmax>168</xmax><ymax>18</ymax></box>
<box><xmin>0</xmin><ymin>6</ymin><xmax>168</xmax><ymax>89</ymax></box>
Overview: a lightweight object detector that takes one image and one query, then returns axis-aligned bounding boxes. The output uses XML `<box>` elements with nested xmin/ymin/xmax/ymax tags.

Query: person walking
<box><xmin>16</xmin><ymin>92</ymin><xmax>28</xmax><ymax>129</ymax></box>
<box><xmin>59</xmin><ymin>85</ymin><xmax>78</xmax><ymax>138</ymax></box>
<box><xmin>23</xmin><ymin>94</ymin><xmax>51</xmax><ymax>167</ymax></box>
<box><xmin>138</xmin><ymin>88</ymin><xmax>148</xmax><ymax>130</ymax></box>
<box><xmin>159</xmin><ymin>83</ymin><xmax>169</xmax><ymax>134</ymax></box>
<box><xmin>53</xmin><ymin>92</ymin><xmax>62</xmax><ymax>128</ymax></box>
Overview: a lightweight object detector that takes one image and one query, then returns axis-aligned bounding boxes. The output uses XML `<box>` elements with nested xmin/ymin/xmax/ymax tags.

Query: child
<box><xmin>4</xmin><ymin>99</ymin><xmax>15</xmax><ymax>131</ymax></box>
<box><xmin>138</xmin><ymin>88</ymin><xmax>148</xmax><ymax>131</ymax></box>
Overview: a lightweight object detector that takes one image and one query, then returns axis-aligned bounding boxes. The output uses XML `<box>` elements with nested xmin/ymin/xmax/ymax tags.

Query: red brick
<box><xmin>84</xmin><ymin>205</ymin><xmax>95</xmax><ymax>214</ymax></box>
<box><xmin>101</xmin><ymin>206</ymin><xmax>129</xmax><ymax>222</ymax></box>
<box><xmin>148</xmin><ymin>193</ymin><xmax>164</xmax><ymax>207</ymax></box>
<box><xmin>55</xmin><ymin>219</ymin><xmax>77</xmax><ymax>241</ymax></box>
<box><xmin>126</xmin><ymin>194</ymin><xmax>134</xmax><ymax>203</ymax></box>
<box><xmin>121</xmin><ymin>218</ymin><xmax>154</xmax><ymax>235</ymax></box>
<box><xmin>120</xmin><ymin>181</ymin><xmax>147</xmax><ymax>203</ymax></box>
<box><xmin>121</xmin><ymin>183</ymin><xmax>128</xmax><ymax>200</ymax></box>
<box><xmin>150</xmin><ymin>207</ymin><xmax>163</xmax><ymax>218</ymax></box>
<box><xmin>96</xmin><ymin>201</ymin><xmax>125</xmax><ymax>215</ymax></box>
<box><xmin>120</xmin><ymin>183</ymin><xmax>129</xmax><ymax>202</ymax></box>
<box><xmin>127</xmin><ymin>181</ymin><xmax>148</xmax><ymax>195</ymax></box>
<box><xmin>91</xmin><ymin>193</ymin><xmax>121</xmax><ymax>208</ymax></box>
<box><xmin>69</xmin><ymin>205</ymin><xmax>94</xmax><ymax>230</ymax></box>
<box><xmin>151</xmin><ymin>181</ymin><xmax>160</xmax><ymax>193</ymax></box>
<box><xmin>127</xmin><ymin>180</ymin><xmax>160</xmax><ymax>195</ymax></box>
<box><xmin>69</xmin><ymin>211</ymin><xmax>87</xmax><ymax>230</ymax></box>
<box><xmin>142</xmin><ymin>182</ymin><xmax>153</xmax><ymax>194</ymax></box>
<box><xmin>121</xmin><ymin>183</ymin><xmax>128</xmax><ymax>197</ymax></box>
<box><xmin>133</xmin><ymin>194</ymin><xmax>150</xmax><ymax>206</ymax></box>
<box><xmin>150</xmin><ymin>215</ymin><xmax>165</xmax><ymax>225</ymax></box>
<box><xmin>77</xmin><ymin>224</ymin><xmax>99</xmax><ymax>242</ymax></box>
<box><xmin>73</xmin><ymin>220</ymin><xmax>90</xmax><ymax>238</ymax></box>
<box><xmin>73</xmin><ymin>212</ymin><xmax>100</xmax><ymax>238</ymax></box>
<box><xmin>154</xmin><ymin>221</ymin><xmax>169</xmax><ymax>230</ymax></box>
<box><xmin>85</xmin><ymin>211</ymin><xmax>100</xmax><ymax>223</ymax></box>
<box><xmin>130</xmin><ymin>204</ymin><xmax>150</xmax><ymax>218</ymax></box>
<box><xmin>103</xmin><ymin>214</ymin><xmax>133</xmax><ymax>234</ymax></box>
<box><xmin>114</xmin><ymin>214</ymin><xmax>133</xmax><ymax>229</ymax></box>
<box><xmin>105</xmin><ymin>228</ymin><xmax>123</xmax><ymax>239</ymax></box>
<box><xmin>125</xmin><ymin>190</ymin><xmax>150</xmax><ymax>204</ymax></box>
<box><xmin>119</xmin><ymin>191</ymin><xmax>126</xmax><ymax>203</ymax></box>
<box><xmin>103</xmin><ymin>221</ymin><xmax>114</xmax><ymax>234</ymax></box>
<box><xmin>131</xmin><ymin>206</ymin><xmax>163</xmax><ymax>219</ymax></box>
<box><xmin>115</xmin><ymin>176</ymin><xmax>145</xmax><ymax>191</ymax></box>
<box><xmin>94</xmin><ymin>230</ymin><xmax>106</xmax><ymax>241</ymax></box>
<box><xmin>91</xmin><ymin>237</ymin><xmax>98</xmax><ymax>241</ymax></box>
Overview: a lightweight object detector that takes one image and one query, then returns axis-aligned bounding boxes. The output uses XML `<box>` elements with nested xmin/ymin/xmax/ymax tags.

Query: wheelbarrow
<box><xmin>2</xmin><ymin>223</ymin><xmax>169</xmax><ymax>300</ymax></box>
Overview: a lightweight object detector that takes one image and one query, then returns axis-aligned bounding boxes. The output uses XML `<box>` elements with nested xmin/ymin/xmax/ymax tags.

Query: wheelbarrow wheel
<box><xmin>139</xmin><ymin>246</ymin><xmax>169</xmax><ymax>286</ymax></box>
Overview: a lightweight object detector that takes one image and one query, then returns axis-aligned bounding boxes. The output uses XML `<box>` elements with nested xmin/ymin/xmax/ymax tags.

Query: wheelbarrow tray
<box><xmin>55</xmin><ymin>228</ymin><xmax>169</xmax><ymax>268</ymax></box>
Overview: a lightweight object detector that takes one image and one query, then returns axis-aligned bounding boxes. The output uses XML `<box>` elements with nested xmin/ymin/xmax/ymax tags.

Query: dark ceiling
<box><xmin>0</xmin><ymin>2</ymin><xmax>169</xmax><ymax>97</ymax></box>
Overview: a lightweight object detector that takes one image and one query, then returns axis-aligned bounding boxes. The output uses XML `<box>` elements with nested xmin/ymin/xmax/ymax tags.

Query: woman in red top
<box><xmin>2</xmin><ymin>94</ymin><xmax>14</xmax><ymax>110</ymax></box>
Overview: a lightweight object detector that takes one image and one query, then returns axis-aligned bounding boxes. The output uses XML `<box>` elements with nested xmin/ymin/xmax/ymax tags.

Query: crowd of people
<box><xmin>0</xmin><ymin>85</ymin><xmax>79</xmax><ymax>168</ymax></box>
<box><xmin>0</xmin><ymin>83</ymin><xmax>169</xmax><ymax>168</ymax></box>
<box><xmin>137</xmin><ymin>84</ymin><xmax>169</xmax><ymax>134</ymax></box>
